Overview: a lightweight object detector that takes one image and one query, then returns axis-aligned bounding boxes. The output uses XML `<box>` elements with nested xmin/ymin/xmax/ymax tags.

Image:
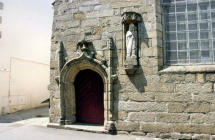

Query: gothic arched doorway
<box><xmin>74</xmin><ymin>69</ymin><xmax>104</xmax><ymax>125</ymax></box>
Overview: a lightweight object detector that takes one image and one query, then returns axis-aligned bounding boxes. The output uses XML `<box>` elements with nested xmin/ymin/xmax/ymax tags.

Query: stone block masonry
<box><xmin>49</xmin><ymin>0</ymin><xmax>215</xmax><ymax>139</ymax></box>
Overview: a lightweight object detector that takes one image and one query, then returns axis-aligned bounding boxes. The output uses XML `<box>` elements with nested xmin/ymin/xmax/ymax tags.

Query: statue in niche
<box><xmin>126</xmin><ymin>23</ymin><xmax>137</xmax><ymax>59</ymax></box>
<box><xmin>122</xmin><ymin>12</ymin><xmax>142</xmax><ymax>74</ymax></box>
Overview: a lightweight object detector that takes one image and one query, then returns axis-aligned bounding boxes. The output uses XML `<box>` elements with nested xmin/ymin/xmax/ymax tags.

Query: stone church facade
<box><xmin>49</xmin><ymin>0</ymin><xmax>215</xmax><ymax>139</ymax></box>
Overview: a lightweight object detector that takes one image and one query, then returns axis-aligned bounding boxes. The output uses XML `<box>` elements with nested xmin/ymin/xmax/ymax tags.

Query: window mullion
<box><xmin>175</xmin><ymin>1</ymin><xmax>178</xmax><ymax>64</ymax></box>
<box><xmin>197</xmin><ymin>0</ymin><xmax>201</xmax><ymax>64</ymax></box>
<box><xmin>186</xmin><ymin>1</ymin><xmax>190</xmax><ymax>65</ymax></box>
<box><xmin>210</xmin><ymin>0</ymin><xmax>215</xmax><ymax>64</ymax></box>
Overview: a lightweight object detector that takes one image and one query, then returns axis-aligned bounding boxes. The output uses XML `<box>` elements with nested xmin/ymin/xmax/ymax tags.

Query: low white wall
<box><xmin>0</xmin><ymin>57</ymin><xmax>49</xmax><ymax>115</ymax></box>
<box><xmin>0</xmin><ymin>69</ymin><xmax>9</xmax><ymax>114</ymax></box>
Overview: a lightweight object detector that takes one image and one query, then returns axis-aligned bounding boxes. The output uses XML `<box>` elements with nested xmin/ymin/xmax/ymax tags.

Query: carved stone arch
<box><xmin>59</xmin><ymin>53</ymin><xmax>109</xmax><ymax>126</ymax></box>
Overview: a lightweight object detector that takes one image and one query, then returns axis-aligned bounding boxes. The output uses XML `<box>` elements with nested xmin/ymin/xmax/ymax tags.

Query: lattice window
<box><xmin>161</xmin><ymin>0</ymin><xmax>215</xmax><ymax>65</ymax></box>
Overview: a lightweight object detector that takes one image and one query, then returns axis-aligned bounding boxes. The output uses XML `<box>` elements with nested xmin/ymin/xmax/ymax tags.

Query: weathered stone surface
<box><xmin>128</xmin><ymin>112</ymin><xmax>156</xmax><ymax>122</ymax></box>
<box><xmin>206</xmin><ymin>74</ymin><xmax>215</xmax><ymax>82</ymax></box>
<box><xmin>173</xmin><ymin>123</ymin><xmax>215</xmax><ymax>134</ymax></box>
<box><xmin>73</xmin><ymin>13</ymin><xmax>85</xmax><ymax>19</ymax></box>
<box><xmin>185</xmin><ymin>74</ymin><xmax>196</xmax><ymax>82</ymax></box>
<box><xmin>171</xmin><ymin>93</ymin><xmax>192</xmax><ymax>102</ymax></box>
<box><xmin>155</xmin><ymin>92</ymin><xmax>171</xmax><ymax>102</ymax></box>
<box><xmin>50</xmin><ymin>60</ymin><xmax>58</xmax><ymax>69</ymax></box>
<box><xmin>173</xmin><ymin>123</ymin><xmax>200</xmax><ymax>133</ymax></box>
<box><xmin>197</xmin><ymin>73</ymin><xmax>205</xmax><ymax>83</ymax></box>
<box><xmin>199</xmin><ymin>125</ymin><xmax>215</xmax><ymax>134</ymax></box>
<box><xmin>171</xmin><ymin>74</ymin><xmax>185</xmax><ymax>83</ymax></box>
<box><xmin>156</xmin><ymin>113</ymin><xmax>189</xmax><ymax>123</ymax></box>
<box><xmin>145</xmin><ymin>75</ymin><xmax>160</xmax><ymax>83</ymax></box>
<box><xmin>114</xmin><ymin>92</ymin><xmax>129</xmax><ymax>101</ymax></box>
<box><xmin>168</xmin><ymin>102</ymin><xmax>210</xmax><ymax>113</ymax></box>
<box><xmin>49</xmin><ymin>98</ymin><xmax>61</xmax><ymax>117</ymax></box>
<box><xmin>128</xmin><ymin>92</ymin><xmax>155</xmax><ymax>102</ymax></box>
<box><xmin>65</xmin><ymin>20</ymin><xmax>81</xmax><ymax>28</ymax></box>
<box><xmin>50</xmin><ymin>0</ymin><xmax>215</xmax><ymax>138</ymax></box>
<box><xmin>111</xmin><ymin>1</ymin><xmax>145</xmax><ymax>8</ymax></box>
<box><xmin>117</xmin><ymin>101</ymin><xmax>167</xmax><ymax>112</ymax></box>
<box><xmin>191</xmin><ymin>113</ymin><xmax>215</xmax><ymax>124</ymax></box>
<box><xmin>81</xmin><ymin>19</ymin><xmax>100</xmax><ymax>27</ymax></box>
<box><xmin>210</xmin><ymin>103</ymin><xmax>215</xmax><ymax>112</ymax></box>
<box><xmin>141</xmin><ymin>123</ymin><xmax>173</xmax><ymax>133</ymax></box>
<box><xmin>86</xmin><ymin>9</ymin><xmax>113</xmax><ymax>18</ymax></box>
<box><xmin>168</xmin><ymin>103</ymin><xmax>186</xmax><ymax>113</ymax></box>
<box><xmin>144</xmin><ymin>82</ymin><xmax>174</xmax><ymax>93</ymax></box>
<box><xmin>185</xmin><ymin>103</ymin><xmax>210</xmax><ymax>113</ymax></box>
<box><xmin>117</xmin><ymin>111</ymin><xmax>128</xmax><ymax>120</ymax></box>
<box><xmin>175</xmin><ymin>83</ymin><xmax>213</xmax><ymax>94</ymax></box>
<box><xmin>193</xmin><ymin>93</ymin><xmax>215</xmax><ymax>102</ymax></box>
<box><xmin>115</xmin><ymin>121</ymin><xmax>139</xmax><ymax>131</ymax></box>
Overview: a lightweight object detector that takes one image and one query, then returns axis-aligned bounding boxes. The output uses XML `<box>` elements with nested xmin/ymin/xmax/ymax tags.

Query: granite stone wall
<box><xmin>49</xmin><ymin>0</ymin><xmax>215</xmax><ymax>139</ymax></box>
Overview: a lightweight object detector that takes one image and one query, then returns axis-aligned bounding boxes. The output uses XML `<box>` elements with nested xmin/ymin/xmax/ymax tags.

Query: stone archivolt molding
<box><xmin>58</xmin><ymin>38</ymin><xmax>116</xmax><ymax>131</ymax></box>
<box><xmin>60</xmin><ymin>53</ymin><xmax>108</xmax><ymax>83</ymax></box>
<box><xmin>59</xmin><ymin>53</ymin><xmax>108</xmax><ymax>125</ymax></box>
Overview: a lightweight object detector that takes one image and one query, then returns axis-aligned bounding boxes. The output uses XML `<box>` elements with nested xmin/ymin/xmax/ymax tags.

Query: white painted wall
<box><xmin>0</xmin><ymin>69</ymin><xmax>9</xmax><ymax>114</ymax></box>
<box><xmin>0</xmin><ymin>0</ymin><xmax>53</xmax><ymax>114</ymax></box>
<box><xmin>0</xmin><ymin>57</ymin><xmax>49</xmax><ymax>115</ymax></box>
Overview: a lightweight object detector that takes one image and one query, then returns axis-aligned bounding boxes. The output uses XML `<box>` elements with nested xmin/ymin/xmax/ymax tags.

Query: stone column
<box><xmin>65</xmin><ymin>82</ymin><xmax>76</xmax><ymax>125</ymax></box>
<box><xmin>105</xmin><ymin>37</ymin><xmax>116</xmax><ymax>132</ymax></box>
<box><xmin>59</xmin><ymin>82</ymin><xmax>66</xmax><ymax>125</ymax></box>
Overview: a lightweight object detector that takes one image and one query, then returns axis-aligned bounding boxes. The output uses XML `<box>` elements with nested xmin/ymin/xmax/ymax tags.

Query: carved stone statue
<box><xmin>126</xmin><ymin>23</ymin><xmax>137</xmax><ymax>59</ymax></box>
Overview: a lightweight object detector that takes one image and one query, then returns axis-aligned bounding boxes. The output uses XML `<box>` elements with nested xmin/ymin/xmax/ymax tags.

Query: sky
<box><xmin>0</xmin><ymin>0</ymin><xmax>54</xmax><ymax>69</ymax></box>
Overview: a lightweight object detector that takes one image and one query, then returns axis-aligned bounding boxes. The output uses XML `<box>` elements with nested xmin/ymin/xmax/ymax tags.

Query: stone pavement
<box><xmin>0</xmin><ymin>106</ymin><xmax>161</xmax><ymax>140</ymax></box>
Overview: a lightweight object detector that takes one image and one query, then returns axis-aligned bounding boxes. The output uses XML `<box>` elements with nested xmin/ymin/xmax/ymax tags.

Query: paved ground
<box><xmin>0</xmin><ymin>106</ymin><xmax>161</xmax><ymax>140</ymax></box>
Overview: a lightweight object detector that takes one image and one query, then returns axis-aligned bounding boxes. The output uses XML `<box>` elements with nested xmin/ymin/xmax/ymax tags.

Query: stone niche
<box><xmin>122</xmin><ymin>12</ymin><xmax>142</xmax><ymax>75</ymax></box>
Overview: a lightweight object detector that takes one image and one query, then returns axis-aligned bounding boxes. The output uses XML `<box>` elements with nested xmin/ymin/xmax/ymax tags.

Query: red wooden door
<box><xmin>74</xmin><ymin>69</ymin><xmax>104</xmax><ymax>125</ymax></box>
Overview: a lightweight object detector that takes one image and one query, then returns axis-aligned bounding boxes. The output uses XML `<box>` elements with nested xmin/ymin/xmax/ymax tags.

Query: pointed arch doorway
<box><xmin>74</xmin><ymin>69</ymin><xmax>104</xmax><ymax>125</ymax></box>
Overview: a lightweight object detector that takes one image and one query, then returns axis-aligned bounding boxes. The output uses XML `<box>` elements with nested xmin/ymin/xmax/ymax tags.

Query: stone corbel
<box><xmin>111</xmin><ymin>74</ymin><xmax>118</xmax><ymax>81</ymax></box>
<box><xmin>122</xmin><ymin>12</ymin><xmax>142</xmax><ymax>24</ymax></box>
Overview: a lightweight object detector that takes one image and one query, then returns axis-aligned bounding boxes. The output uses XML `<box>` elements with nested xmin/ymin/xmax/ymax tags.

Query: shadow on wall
<box><xmin>127</xmin><ymin>19</ymin><xmax>149</xmax><ymax>92</ymax></box>
<box><xmin>113</xmin><ymin>14</ymin><xmax>149</xmax><ymax>122</ymax></box>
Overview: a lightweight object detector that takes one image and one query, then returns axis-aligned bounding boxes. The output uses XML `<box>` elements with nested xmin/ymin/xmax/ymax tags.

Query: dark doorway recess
<box><xmin>74</xmin><ymin>69</ymin><xmax>104</xmax><ymax>125</ymax></box>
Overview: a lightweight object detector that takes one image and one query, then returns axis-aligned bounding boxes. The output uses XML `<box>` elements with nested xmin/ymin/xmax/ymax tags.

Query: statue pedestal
<box><xmin>124</xmin><ymin>57</ymin><xmax>137</xmax><ymax>75</ymax></box>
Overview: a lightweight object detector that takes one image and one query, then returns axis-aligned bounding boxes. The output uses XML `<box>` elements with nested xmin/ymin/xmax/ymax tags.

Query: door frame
<box><xmin>59</xmin><ymin>54</ymin><xmax>113</xmax><ymax>129</ymax></box>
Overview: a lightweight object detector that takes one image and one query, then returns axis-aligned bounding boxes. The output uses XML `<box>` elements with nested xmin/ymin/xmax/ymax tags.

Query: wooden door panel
<box><xmin>75</xmin><ymin>69</ymin><xmax>104</xmax><ymax>125</ymax></box>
